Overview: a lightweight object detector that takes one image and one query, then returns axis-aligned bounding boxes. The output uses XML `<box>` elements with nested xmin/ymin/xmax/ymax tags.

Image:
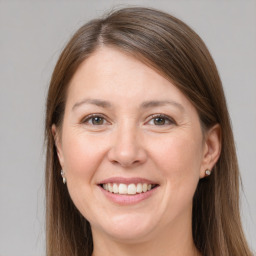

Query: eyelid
<box><xmin>81</xmin><ymin>113</ymin><xmax>111</xmax><ymax>125</ymax></box>
<box><xmin>80</xmin><ymin>113</ymin><xmax>176</xmax><ymax>126</ymax></box>
<box><xmin>145</xmin><ymin>114</ymin><xmax>177</xmax><ymax>125</ymax></box>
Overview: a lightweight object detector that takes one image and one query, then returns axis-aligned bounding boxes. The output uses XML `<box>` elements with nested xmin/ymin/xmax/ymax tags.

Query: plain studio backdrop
<box><xmin>0</xmin><ymin>0</ymin><xmax>255</xmax><ymax>255</ymax></box>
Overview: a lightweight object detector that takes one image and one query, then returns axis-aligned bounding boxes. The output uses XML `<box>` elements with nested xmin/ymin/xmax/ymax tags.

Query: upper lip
<box><xmin>98</xmin><ymin>177</ymin><xmax>158</xmax><ymax>185</ymax></box>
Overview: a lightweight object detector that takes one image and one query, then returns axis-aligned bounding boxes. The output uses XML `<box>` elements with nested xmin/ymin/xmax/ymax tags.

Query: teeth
<box><xmin>108</xmin><ymin>183</ymin><xmax>113</xmax><ymax>193</ymax></box>
<box><xmin>136</xmin><ymin>183</ymin><xmax>142</xmax><ymax>193</ymax></box>
<box><xmin>102</xmin><ymin>182</ymin><xmax>156</xmax><ymax>195</ymax></box>
<box><xmin>119</xmin><ymin>184</ymin><xmax>127</xmax><ymax>194</ymax></box>
<box><xmin>142</xmin><ymin>183</ymin><xmax>148</xmax><ymax>192</ymax></box>
<box><xmin>113</xmin><ymin>183</ymin><xmax>118</xmax><ymax>194</ymax></box>
<box><xmin>127</xmin><ymin>184</ymin><xmax>136</xmax><ymax>195</ymax></box>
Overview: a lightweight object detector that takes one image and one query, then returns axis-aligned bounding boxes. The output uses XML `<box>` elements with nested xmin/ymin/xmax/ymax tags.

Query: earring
<box><xmin>61</xmin><ymin>169</ymin><xmax>66</xmax><ymax>184</ymax></box>
<box><xmin>205</xmin><ymin>169</ymin><xmax>211</xmax><ymax>176</ymax></box>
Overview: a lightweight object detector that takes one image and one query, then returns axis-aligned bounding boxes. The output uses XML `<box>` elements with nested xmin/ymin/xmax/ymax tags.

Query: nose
<box><xmin>107</xmin><ymin>124</ymin><xmax>147</xmax><ymax>168</ymax></box>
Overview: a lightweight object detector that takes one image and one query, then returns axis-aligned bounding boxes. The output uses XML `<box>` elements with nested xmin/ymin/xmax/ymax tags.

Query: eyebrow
<box><xmin>72</xmin><ymin>98</ymin><xmax>112</xmax><ymax>111</ymax></box>
<box><xmin>140</xmin><ymin>100</ymin><xmax>184</xmax><ymax>112</ymax></box>
<box><xmin>72</xmin><ymin>98</ymin><xmax>184</xmax><ymax>112</ymax></box>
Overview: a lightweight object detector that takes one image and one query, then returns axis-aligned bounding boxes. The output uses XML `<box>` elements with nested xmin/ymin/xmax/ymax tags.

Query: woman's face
<box><xmin>54</xmin><ymin>47</ymin><xmax>213</xmax><ymax>243</ymax></box>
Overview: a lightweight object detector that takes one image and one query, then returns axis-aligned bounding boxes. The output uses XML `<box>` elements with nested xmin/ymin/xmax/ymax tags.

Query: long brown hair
<box><xmin>45</xmin><ymin>7</ymin><xmax>253</xmax><ymax>256</ymax></box>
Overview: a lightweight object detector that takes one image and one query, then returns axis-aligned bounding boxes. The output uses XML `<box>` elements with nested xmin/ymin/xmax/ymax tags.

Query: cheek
<box><xmin>62</xmin><ymin>132</ymin><xmax>107</xmax><ymax>183</ymax></box>
<box><xmin>149</xmin><ymin>134</ymin><xmax>203</xmax><ymax>223</ymax></box>
<box><xmin>61</xmin><ymin>132</ymin><xmax>109</xmax><ymax>218</ymax></box>
<box><xmin>154</xmin><ymin>133</ymin><xmax>202</xmax><ymax>171</ymax></box>
<box><xmin>150</xmin><ymin>132</ymin><xmax>203</xmax><ymax>198</ymax></box>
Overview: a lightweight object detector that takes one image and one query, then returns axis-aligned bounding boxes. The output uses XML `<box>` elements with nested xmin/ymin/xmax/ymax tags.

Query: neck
<box><xmin>92</xmin><ymin>237</ymin><xmax>200</xmax><ymax>256</ymax></box>
<box><xmin>91</xmin><ymin>213</ymin><xmax>201</xmax><ymax>256</ymax></box>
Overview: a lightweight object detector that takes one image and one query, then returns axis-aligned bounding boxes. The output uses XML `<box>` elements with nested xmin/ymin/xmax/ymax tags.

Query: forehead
<box><xmin>66</xmin><ymin>46</ymin><xmax>194</xmax><ymax>112</ymax></box>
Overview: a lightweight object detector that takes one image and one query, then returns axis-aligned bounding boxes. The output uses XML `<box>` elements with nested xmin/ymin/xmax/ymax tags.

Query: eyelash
<box><xmin>81</xmin><ymin>114</ymin><xmax>109</xmax><ymax>125</ymax></box>
<box><xmin>146</xmin><ymin>114</ymin><xmax>176</xmax><ymax>126</ymax></box>
<box><xmin>81</xmin><ymin>114</ymin><xmax>176</xmax><ymax>126</ymax></box>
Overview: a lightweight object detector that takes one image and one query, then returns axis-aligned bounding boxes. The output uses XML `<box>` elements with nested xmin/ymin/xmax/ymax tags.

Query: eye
<box><xmin>82</xmin><ymin>114</ymin><xmax>109</xmax><ymax>126</ymax></box>
<box><xmin>147</xmin><ymin>114</ymin><xmax>176</xmax><ymax>126</ymax></box>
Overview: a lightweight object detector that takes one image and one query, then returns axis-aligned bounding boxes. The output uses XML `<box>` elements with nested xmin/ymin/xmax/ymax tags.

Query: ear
<box><xmin>51</xmin><ymin>124</ymin><xmax>65</xmax><ymax>168</ymax></box>
<box><xmin>199</xmin><ymin>124</ymin><xmax>222</xmax><ymax>178</ymax></box>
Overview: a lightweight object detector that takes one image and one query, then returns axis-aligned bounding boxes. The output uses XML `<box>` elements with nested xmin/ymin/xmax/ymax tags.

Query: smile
<box><xmin>101</xmin><ymin>183</ymin><xmax>158</xmax><ymax>195</ymax></box>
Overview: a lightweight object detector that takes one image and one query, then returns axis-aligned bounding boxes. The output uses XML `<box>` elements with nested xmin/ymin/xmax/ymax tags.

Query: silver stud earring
<box><xmin>205</xmin><ymin>169</ymin><xmax>211</xmax><ymax>176</ymax></box>
<box><xmin>61</xmin><ymin>169</ymin><xmax>66</xmax><ymax>184</ymax></box>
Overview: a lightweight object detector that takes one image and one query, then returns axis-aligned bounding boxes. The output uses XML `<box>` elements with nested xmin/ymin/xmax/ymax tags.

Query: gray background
<box><xmin>0</xmin><ymin>0</ymin><xmax>255</xmax><ymax>255</ymax></box>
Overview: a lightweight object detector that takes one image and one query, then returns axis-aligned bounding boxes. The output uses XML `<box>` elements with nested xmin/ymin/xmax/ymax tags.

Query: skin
<box><xmin>53</xmin><ymin>46</ymin><xmax>221</xmax><ymax>256</ymax></box>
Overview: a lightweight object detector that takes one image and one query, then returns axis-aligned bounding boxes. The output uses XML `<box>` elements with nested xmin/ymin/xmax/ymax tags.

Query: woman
<box><xmin>45</xmin><ymin>7</ymin><xmax>253</xmax><ymax>256</ymax></box>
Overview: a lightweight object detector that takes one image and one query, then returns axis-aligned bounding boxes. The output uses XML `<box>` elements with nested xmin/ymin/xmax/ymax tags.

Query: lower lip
<box><xmin>98</xmin><ymin>186</ymin><xmax>158</xmax><ymax>205</ymax></box>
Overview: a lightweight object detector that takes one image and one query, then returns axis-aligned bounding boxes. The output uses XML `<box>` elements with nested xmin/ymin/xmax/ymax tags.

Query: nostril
<box><xmin>110</xmin><ymin>159</ymin><xmax>120</xmax><ymax>165</ymax></box>
<box><xmin>120</xmin><ymin>159</ymin><xmax>141</xmax><ymax>168</ymax></box>
<box><xmin>107</xmin><ymin>139</ymin><xmax>147</xmax><ymax>167</ymax></box>
<box><xmin>109</xmin><ymin>153</ymin><xmax>140</xmax><ymax>167</ymax></box>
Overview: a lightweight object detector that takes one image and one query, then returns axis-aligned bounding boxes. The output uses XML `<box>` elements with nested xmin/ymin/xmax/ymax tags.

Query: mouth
<box><xmin>98</xmin><ymin>177</ymin><xmax>159</xmax><ymax>204</ymax></box>
<box><xmin>99</xmin><ymin>183</ymin><xmax>159</xmax><ymax>195</ymax></box>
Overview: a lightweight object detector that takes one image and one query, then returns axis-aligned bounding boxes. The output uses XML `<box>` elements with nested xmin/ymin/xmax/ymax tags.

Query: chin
<box><xmin>92</xmin><ymin>213</ymin><xmax>158</xmax><ymax>243</ymax></box>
